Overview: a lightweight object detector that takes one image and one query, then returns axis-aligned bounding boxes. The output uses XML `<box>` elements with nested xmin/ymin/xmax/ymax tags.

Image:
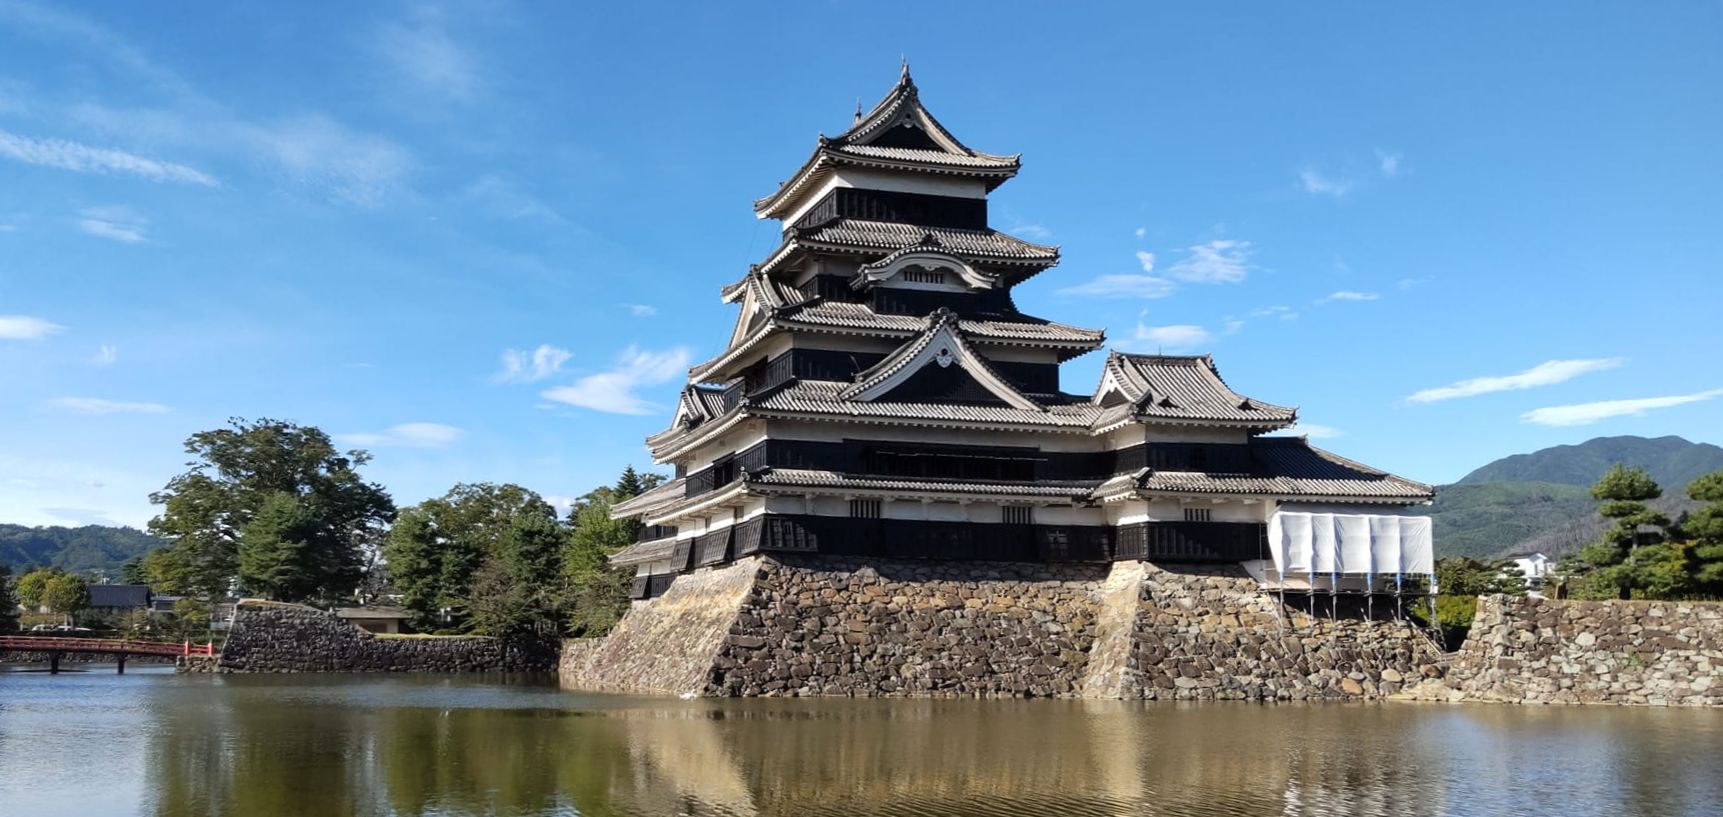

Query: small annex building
<box><xmin>608</xmin><ymin>67</ymin><xmax>1435</xmax><ymax>596</ymax></box>
<box><xmin>334</xmin><ymin>607</ymin><xmax>413</xmax><ymax>635</ymax></box>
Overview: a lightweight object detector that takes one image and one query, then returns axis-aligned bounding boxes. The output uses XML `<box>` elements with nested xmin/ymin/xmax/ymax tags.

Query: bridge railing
<box><xmin>0</xmin><ymin>635</ymin><xmax>216</xmax><ymax>657</ymax></box>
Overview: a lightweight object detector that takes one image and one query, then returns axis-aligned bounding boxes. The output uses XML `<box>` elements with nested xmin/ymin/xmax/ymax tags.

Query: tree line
<box><xmin>3</xmin><ymin>417</ymin><xmax>659</xmax><ymax>641</ymax></box>
<box><xmin>1555</xmin><ymin>464</ymin><xmax>1723</xmax><ymax>600</ymax></box>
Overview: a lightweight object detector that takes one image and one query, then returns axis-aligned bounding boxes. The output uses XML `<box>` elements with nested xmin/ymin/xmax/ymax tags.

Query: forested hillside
<box><xmin>0</xmin><ymin>524</ymin><xmax>165</xmax><ymax>574</ymax></box>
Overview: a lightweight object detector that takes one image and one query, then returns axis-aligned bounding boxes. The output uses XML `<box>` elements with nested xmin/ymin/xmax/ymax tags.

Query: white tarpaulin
<box><xmin>1267</xmin><ymin>511</ymin><xmax>1433</xmax><ymax>578</ymax></box>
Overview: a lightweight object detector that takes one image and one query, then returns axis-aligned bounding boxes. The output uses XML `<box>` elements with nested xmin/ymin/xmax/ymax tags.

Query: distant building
<box><xmin>1511</xmin><ymin>553</ymin><xmax>1552</xmax><ymax>590</ymax></box>
<box><xmin>88</xmin><ymin>584</ymin><xmax>151</xmax><ymax>614</ymax></box>
<box><xmin>607</xmin><ymin>68</ymin><xmax>1437</xmax><ymax>600</ymax></box>
<box><xmin>335</xmin><ymin>607</ymin><xmax>413</xmax><ymax>635</ymax></box>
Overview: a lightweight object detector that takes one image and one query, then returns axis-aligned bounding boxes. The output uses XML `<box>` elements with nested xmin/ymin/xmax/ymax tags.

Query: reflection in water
<box><xmin>3</xmin><ymin>666</ymin><xmax>1722</xmax><ymax>817</ymax></box>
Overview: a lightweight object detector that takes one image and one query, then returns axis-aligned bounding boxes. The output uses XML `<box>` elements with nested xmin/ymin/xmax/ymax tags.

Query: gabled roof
<box><xmin>1092</xmin><ymin>352</ymin><xmax>1297</xmax><ymax>429</ymax></box>
<box><xmin>610</xmin><ymin>477</ymin><xmax>687</xmax><ymax>519</ymax></box>
<box><xmin>1089</xmin><ymin>436</ymin><xmax>1434</xmax><ymax>504</ymax></box>
<box><xmin>755</xmin><ymin>67</ymin><xmax>1021</xmax><ymax>219</ymax></box>
<box><xmin>841</xmin><ymin>308</ymin><xmax>1044</xmax><ymax>411</ymax></box>
<box><xmin>761</xmin><ymin>219</ymin><xmax>1059</xmax><ymax>275</ymax></box>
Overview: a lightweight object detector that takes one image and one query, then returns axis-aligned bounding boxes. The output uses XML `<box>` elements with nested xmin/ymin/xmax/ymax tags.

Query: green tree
<box><xmin>563</xmin><ymin>489</ymin><xmax>638</xmax><ymax>638</ymax></box>
<box><xmin>0</xmin><ymin>564</ymin><xmax>19</xmax><ymax>634</ymax></box>
<box><xmin>119</xmin><ymin>556</ymin><xmax>150</xmax><ymax>585</ymax></box>
<box><xmin>1683</xmin><ymin>469</ymin><xmax>1723</xmax><ymax>594</ymax></box>
<box><xmin>383</xmin><ymin>483</ymin><xmax>558</xmax><ymax>632</ymax></box>
<box><xmin>172</xmin><ymin>597</ymin><xmax>212</xmax><ymax>640</ymax></box>
<box><xmin>42</xmin><ymin>572</ymin><xmax>90</xmax><ymax>622</ymax></box>
<box><xmin>237</xmin><ymin>492</ymin><xmax>319</xmax><ymax>601</ymax></box>
<box><xmin>148</xmin><ymin>418</ymin><xmax>395</xmax><ymax>602</ymax></box>
<box><xmin>15</xmin><ymin>567</ymin><xmax>57</xmax><ymax>611</ymax></box>
<box><xmin>1565</xmin><ymin>464</ymin><xmax>1674</xmax><ymax>599</ymax></box>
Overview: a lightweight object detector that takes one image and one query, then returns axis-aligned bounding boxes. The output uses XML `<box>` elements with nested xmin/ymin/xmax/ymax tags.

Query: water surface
<box><xmin>2</xmin><ymin>665</ymin><xmax>1720</xmax><ymax>817</ymax></box>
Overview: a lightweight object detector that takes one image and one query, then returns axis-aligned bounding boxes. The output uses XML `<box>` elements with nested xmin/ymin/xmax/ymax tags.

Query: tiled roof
<box><xmin>831</xmin><ymin>144</ymin><xmax>1018</xmax><ymax>169</ymax></box>
<box><xmin>840</xmin><ymin>308</ymin><xmax>1044</xmax><ymax>411</ymax></box>
<box><xmin>1093</xmin><ymin>437</ymin><xmax>1433</xmax><ymax>502</ymax></box>
<box><xmin>609</xmin><ymin>478</ymin><xmax>687</xmax><ymax>519</ymax></box>
<box><xmin>751</xmin><ymin>468</ymin><xmax>1100</xmax><ymax>499</ymax></box>
<box><xmin>1097</xmin><ymin>352</ymin><xmax>1296</xmax><ymax>427</ymax></box>
<box><xmin>89</xmin><ymin>584</ymin><xmax>149</xmax><ymax>608</ymax></box>
<box><xmin>786</xmin><ymin>219</ymin><xmax>1058</xmax><ymax>264</ymax></box>
<box><xmin>608</xmin><ymin>536</ymin><xmax>678</xmax><ymax>567</ymax></box>
<box><xmin>750</xmin><ymin>380</ymin><xmax>1100</xmax><ymax>429</ymax></box>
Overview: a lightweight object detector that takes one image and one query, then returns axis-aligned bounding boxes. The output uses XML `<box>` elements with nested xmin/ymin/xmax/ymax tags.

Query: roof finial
<box><xmin>900</xmin><ymin>56</ymin><xmax>912</xmax><ymax>85</ymax></box>
<box><xmin>853</xmin><ymin>98</ymin><xmax>863</xmax><ymax>124</ymax></box>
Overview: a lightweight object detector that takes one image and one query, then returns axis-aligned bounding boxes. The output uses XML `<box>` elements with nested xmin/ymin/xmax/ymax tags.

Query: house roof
<box><xmin>755</xmin><ymin>67</ymin><xmax>1021</xmax><ymax>219</ymax></box>
<box><xmin>609</xmin><ymin>535</ymin><xmax>679</xmax><ymax>567</ymax></box>
<box><xmin>88</xmin><ymin>584</ymin><xmax>150</xmax><ymax>608</ymax></box>
<box><xmin>840</xmin><ymin>308</ymin><xmax>1045</xmax><ymax>411</ymax></box>
<box><xmin>750</xmin><ymin>468</ymin><xmax>1101</xmax><ymax>499</ymax></box>
<box><xmin>1094</xmin><ymin>352</ymin><xmax>1297</xmax><ymax>429</ymax></box>
<box><xmin>334</xmin><ymin>606</ymin><xmax>412</xmax><ymax>620</ymax></box>
<box><xmin>609</xmin><ymin>477</ymin><xmax>688</xmax><ymax>519</ymax></box>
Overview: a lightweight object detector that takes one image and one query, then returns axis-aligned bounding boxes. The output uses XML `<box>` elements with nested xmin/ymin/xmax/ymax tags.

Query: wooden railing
<box><xmin>0</xmin><ymin>635</ymin><xmax>215</xmax><ymax>656</ymax></box>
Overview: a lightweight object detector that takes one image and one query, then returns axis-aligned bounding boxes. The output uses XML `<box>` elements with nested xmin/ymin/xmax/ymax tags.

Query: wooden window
<box><xmin>1002</xmin><ymin>505</ymin><xmax>1033</xmax><ymax>525</ymax></box>
<box><xmin>849</xmin><ymin>499</ymin><xmax>881</xmax><ymax>519</ymax></box>
<box><xmin>1183</xmin><ymin>507</ymin><xmax>1212</xmax><ymax>523</ymax></box>
<box><xmin>903</xmin><ymin>268</ymin><xmax>947</xmax><ymax>285</ymax></box>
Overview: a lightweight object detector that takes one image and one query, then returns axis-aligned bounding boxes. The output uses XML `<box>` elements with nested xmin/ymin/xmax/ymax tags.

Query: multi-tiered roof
<box><xmin>617</xmin><ymin>69</ymin><xmax>1432</xmax><ymax>539</ymax></box>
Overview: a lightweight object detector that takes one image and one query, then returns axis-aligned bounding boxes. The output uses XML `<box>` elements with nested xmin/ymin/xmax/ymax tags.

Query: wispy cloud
<box><xmin>93</xmin><ymin>344</ymin><xmax>117</xmax><ymax>365</ymax></box>
<box><xmin>0</xmin><ymin>129</ymin><xmax>218</xmax><ymax>186</ymax></box>
<box><xmin>0</xmin><ymin>315</ymin><xmax>64</xmax><ymax>340</ymax></box>
<box><xmin>1406</xmin><ymin>358</ymin><xmax>1625</xmax><ymax>404</ymax></box>
<box><xmin>1522</xmin><ymin>388</ymin><xmax>1723</xmax><ymax>427</ymax></box>
<box><xmin>1250</xmin><ymin>305</ymin><xmax>1298</xmax><ymax>321</ymax></box>
<box><xmin>1133</xmin><ymin>323</ymin><xmax>1212</xmax><ymax>352</ymax></box>
<box><xmin>1397</xmin><ymin>277</ymin><xmax>1429</xmax><ymax>290</ymax></box>
<box><xmin>463</xmin><ymin>175</ymin><xmax>562</xmax><ymax>221</ymax></box>
<box><xmin>1058</xmin><ymin>274</ymin><xmax>1177</xmax><ymax>299</ymax></box>
<box><xmin>1133</xmin><ymin>227</ymin><xmax>1146</xmax><ymax>240</ymax></box>
<box><xmin>339</xmin><ymin>422</ymin><xmax>465</xmax><ymax>447</ymax></box>
<box><xmin>1377</xmin><ymin>149</ymin><xmax>1403</xmax><ymax>177</ymax></box>
<box><xmin>629</xmin><ymin>304</ymin><xmax>657</xmax><ymax>317</ymax></box>
<box><xmin>540</xmin><ymin>345</ymin><xmax>690</xmax><ymax>415</ymax></box>
<box><xmin>494</xmin><ymin>344</ymin><xmax>573</xmax><ymax>383</ymax></box>
<box><xmin>375</xmin><ymin>8</ymin><xmax>481</xmax><ymax>102</ymax></box>
<box><xmin>1008</xmin><ymin>221</ymin><xmax>1053</xmax><ymax>240</ymax></box>
<box><xmin>1135</xmin><ymin>251</ymin><xmax>1155</xmax><ymax>272</ymax></box>
<box><xmin>1167</xmin><ymin>240</ymin><xmax>1252</xmax><ymax>284</ymax></box>
<box><xmin>1298</xmin><ymin>167</ymin><xmax>1355</xmax><ymax>197</ymax></box>
<box><xmin>250</xmin><ymin>114</ymin><xmax>413</xmax><ymax>207</ymax></box>
<box><xmin>78</xmin><ymin>205</ymin><xmax>147</xmax><ymax>243</ymax></box>
<box><xmin>49</xmin><ymin>397</ymin><xmax>169</xmax><ymax>415</ymax></box>
<box><xmin>1316</xmin><ymin>290</ymin><xmax>1379</xmax><ymax>305</ymax></box>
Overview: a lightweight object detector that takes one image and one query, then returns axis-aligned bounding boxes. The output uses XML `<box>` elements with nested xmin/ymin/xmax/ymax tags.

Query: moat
<box><xmin>5</xmin><ymin>666</ymin><xmax>1723</xmax><ymax>817</ymax></box>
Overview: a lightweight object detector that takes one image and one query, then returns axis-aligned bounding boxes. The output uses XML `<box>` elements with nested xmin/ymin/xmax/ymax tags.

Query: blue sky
<box><xmin>2</xmin><ymin>1</ymin><xmax>1719</xmax><ymax>528</ymax></box>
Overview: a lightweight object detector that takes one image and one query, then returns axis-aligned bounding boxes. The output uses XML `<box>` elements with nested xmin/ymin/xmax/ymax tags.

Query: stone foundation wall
<box><xmin>710</xmin><ymin>555</ymin><xmax>1110</xmax><ymax>697</ymax></box>
<box><xmin>212</xmin><ymin>601</ymin><xmax>553</xmax><ymax>673</ymax></box>
<box><xmin>1407</xmin><ymin>595</ymin><xmax>1723</xmax><ymax>706</ymax></box>
<box><xmin>561</xmin><ymin>555</ymin><xmax>1440</xmax><ymax>699</ymax></box>
<box><xmin>560</xmin><ymin>558</ymin><xmax>761</xmax><ymax>694</ymax></box>
<box><xmin>1125</xmin><ymin>563</ymin><xmax>1441</xmax><ymax>700</ymax></box>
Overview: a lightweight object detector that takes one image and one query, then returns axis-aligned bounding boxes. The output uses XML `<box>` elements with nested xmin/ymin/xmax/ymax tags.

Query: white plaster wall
<box><xmin>761</xmin><ymin>419</ymin><xmax>1104</xmax><ymax>452</ymax></box>
<box><xmin>1144</xmin><ymin>426</ymin><xmax>1252</xmax><ymax>444</ymax></box>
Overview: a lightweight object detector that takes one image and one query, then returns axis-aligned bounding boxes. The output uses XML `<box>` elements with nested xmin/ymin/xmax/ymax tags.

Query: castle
<box><xmin>564</xmin><ymin>69</ymin><xmax>1440</xmax><ymax>699</ymax></box>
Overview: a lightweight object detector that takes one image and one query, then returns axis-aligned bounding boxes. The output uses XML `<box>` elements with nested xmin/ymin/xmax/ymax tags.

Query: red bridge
<box><xmin>0</xmin><ymin>635</ymin><xmax>216</xmax><ymax>673</ymax></box>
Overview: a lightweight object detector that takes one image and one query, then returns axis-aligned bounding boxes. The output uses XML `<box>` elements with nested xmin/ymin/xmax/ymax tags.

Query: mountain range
<box><xmin>1419</xmin><ymin>435</ymin><xmax>1723</xmax><ymax>559</ymax></box>
<box><xmin>0</xmin><ymin>524</ymin><xmax>165</xmax><ymax>576</ymax></box>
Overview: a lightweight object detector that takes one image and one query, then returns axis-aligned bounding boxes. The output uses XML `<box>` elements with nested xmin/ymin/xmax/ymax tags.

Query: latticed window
<box><xmin>1002</xmin><ymin>505</ymin><xmax>1033</xmax><ymax>525</ymax></box>
<box><xmin>849</xmin><ymin>498</ymin><xmax>882</xmax><ymax>519</ymax></box>
<box><xmin>1183</xmin><ymin>507</ymin><xmax>1213</xmax><ymax>523</ymax></box>
<box><xmin>903</xmin><ymin>268</ymin><xmax>947</xmax><ymax>285</ymax></box>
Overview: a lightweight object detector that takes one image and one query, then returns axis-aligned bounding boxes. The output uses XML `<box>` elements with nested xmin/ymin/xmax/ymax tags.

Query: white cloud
<box><xmin>629</xmin><ymin>304</ymin><xmax>658</xmax><ymax>317</ymax></box>
<box><xmin>0</xmin><ymin>129</ymin><xmax>218</xmax><ymax>186</ymax></box>
<box><xmin>1269</xmin><ymin>423</ymin><xmax>1344</xmax><ymax>440</ymax></box>
<box><xmin>339</xmin><ymin>422</ymin><xmax>465</xmax><ymax>448</ymax></box>
<box><xmin>494</xmin><ymin>344</ymin><xmax>573</xmax><ymax>383</ymax></box>
<box><xmin>540</xmin><ymin>345</ymin><xmax>691</xmax><ymax>415</ymax></box>
<box><xmin>1222</xmin><ymin>319</ymin><xmax>1246</xmax><ymax>335</ymax></box>
<box><xmin>93</xmin><ymin>344</ymin><xmax>117</xmax><ymax>365</ymax></box>
<box><xmin>1009</xmin><ymin>222</ymin><xmax>1053</xmax><ymax>240</ymax></box>
<box><xmin>1377</xmin><ymin>149</ymin><xmax>1403</xmax><ymax>177</ymax></box>
<box><xmin>1522</xmin><ymin>389</ymin><xmax>1723</xmax><ymax>427</ymax></box>
<box><xmin>1058</xmin><ymin>274</ymin><xmax>1177</xmax><ymax>299</ymax></box>
<box><xmin>78</xmin><ymin>205</ymin><xmax>147</xmax><ymax>243</ymax></box>
<box><xmin>248</xmin><ymin>114</ymin><xmax>414</xmax><ymax>207</ymax></box>
<box><xmin>1298</xmin><ymin>167</ymin><xmax>1355</xmax><ymax>197</ymax></box>
<box><xmin>376</xmin><ymin>9</ymin><xmax>481</xmax><ymax>101</ymax></box>
<box><xmin>1133</xmin><ymin>323</ymin><xmax>1212</xmax><ymax>352</ymax></box>
<box><xmin>1406</xmin><ymin>358</ymin><xmax>1626</xmax><ymax>404</ymax></box>
<box><xmin>1397</xmin><ymin>277</ymin><xmax>1428</xmax><ymax>290</ymax></box>
<box><xmin>0</xmin><ymin>315</ymin><xmax>64</xmax><ymax>340</ymax></box>
<box><xmin>1135</xmin><ymin>251</ymin><xmax>1155</xmax><ymax>273</ymax></box>
<box><xmin>49</xmin><ymin>397</ymin><xmax>169</xmax><ymax>415</ymax></box>
<box><xmin>1316</xmin><ymin>290</ymin><xmax>1380</xmax><ymax>304</ymax></box>
<box><xmin>1133</xmin><ymin>227</ymin><xmax>1146</xmax><ymax>240</ymax></box>
<box><xmin>1250</xmin><ymin>305</ymin><xmax>1297</xmax><ymax>321</ymax></box>
<box><xmin>1167</xmin><ymin>240</ymin><xmax>1252</xmax><ymax>284</ymax></box>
